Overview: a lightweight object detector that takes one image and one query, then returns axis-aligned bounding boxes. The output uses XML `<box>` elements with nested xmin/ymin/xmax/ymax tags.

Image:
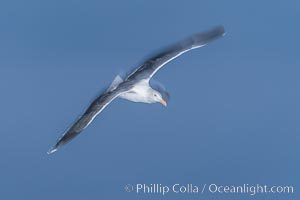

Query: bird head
<box><xmin>152</xmin><ymin>90</ymin><xmax>167</xmax><ymax>106</ymax></box>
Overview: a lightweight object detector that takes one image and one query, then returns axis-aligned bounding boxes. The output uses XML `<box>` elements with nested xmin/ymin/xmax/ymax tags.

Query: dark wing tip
<box><xmin>207</xmin><ymin>25</ymin><xmax>226</xmax><ymax>37</ymax></box>
<box><xmin>47</xmin><ymin>146</ymin><xmax>58</xmax><ymax>155</ymax></box>
<box><xmin>47</xmin><ymin>129</ymin><xmax>79</xmax><ymax>155</ymax></box>
<box><xmin>214</xmin><ymin>25</ymin><xmax>226</xmax><ymax>36</ymax></box>
<box><xmin>47</xmin><ymin>139</ymin><xmax>64</xmax><ymax>155</ymax></box>
<box><xmin>192</xmin><ymin>25</ymin><xmax>226</xmax><ymax>46</ymax></box>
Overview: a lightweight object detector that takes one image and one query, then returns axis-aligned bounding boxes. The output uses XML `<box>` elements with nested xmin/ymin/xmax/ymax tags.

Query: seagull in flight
<box><xmin>48</xmin><ymin>26</ymin><xmax>225</xmax><ymax>154</ymax></box>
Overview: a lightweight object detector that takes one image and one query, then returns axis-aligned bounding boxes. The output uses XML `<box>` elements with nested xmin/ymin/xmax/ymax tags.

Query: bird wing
<box><xmin>48</xmin><ymin>86</ymin><xmax>129</xmax><ymax>154</ymax></box>
<box><xmin>126</xmin><ymin>26</ymin><xmax>225</xmax><ymax>81</ymax></box>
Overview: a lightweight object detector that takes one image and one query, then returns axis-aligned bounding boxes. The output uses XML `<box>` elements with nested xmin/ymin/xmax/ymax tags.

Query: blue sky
<box><xmin>0</xmin><ymin>0</ymin><xmax>299</xmax><ymax>199</ymax></box>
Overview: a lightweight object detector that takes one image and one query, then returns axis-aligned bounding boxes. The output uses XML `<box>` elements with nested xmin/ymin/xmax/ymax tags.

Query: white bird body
<box><xmin>119</xmin><ymin>80</ymin><xmax>153</xmax><ymax>103</ymax></box>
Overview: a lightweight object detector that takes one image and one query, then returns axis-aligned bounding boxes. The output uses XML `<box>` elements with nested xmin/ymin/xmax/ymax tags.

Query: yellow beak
<box><xmin>160</xmin><ymin>99</ymin><xmax>167</xmax><ymax>107</ymax></box>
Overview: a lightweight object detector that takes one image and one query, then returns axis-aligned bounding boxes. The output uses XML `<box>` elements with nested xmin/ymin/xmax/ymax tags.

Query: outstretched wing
<box><xmin>126</xmin><ymin>26</ymin><xmax>225</xmax><ymax>81</ymax></box>
<box><xmin>48</xmin><ymin>86</ymin><xmax>128</xmax><ymax>154</ymax></box>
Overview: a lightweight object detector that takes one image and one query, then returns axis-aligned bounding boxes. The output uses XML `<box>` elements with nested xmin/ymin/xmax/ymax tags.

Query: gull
<box><xmin>48</xmin><ymin>26</ymin><xmax>225</xmax><ymax>154</ymax></box>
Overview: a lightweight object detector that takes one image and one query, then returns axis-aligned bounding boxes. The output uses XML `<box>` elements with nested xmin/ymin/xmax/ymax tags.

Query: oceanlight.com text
<box><xmin>124</xmin><ymin>183</ymin><xmax>294</xmax><ymax>196</ymax></box>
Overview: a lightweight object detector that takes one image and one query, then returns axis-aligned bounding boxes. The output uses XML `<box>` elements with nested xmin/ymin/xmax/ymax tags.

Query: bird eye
<box><xmin>154</xmin><ymin>94</ymin><xmax>157</xmax><ymax>97</ymax></box>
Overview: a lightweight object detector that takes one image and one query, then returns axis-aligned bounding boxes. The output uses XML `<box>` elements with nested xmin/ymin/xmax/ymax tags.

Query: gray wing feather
<box><xmin>126</xmin><ymin>26</ymin><xmax>225</xmax><ymax>81</ymax></box>
<box><xmin>47</xmin><ymin>87</ymin><xmax>127</xmax><ymax>154</ymax></box>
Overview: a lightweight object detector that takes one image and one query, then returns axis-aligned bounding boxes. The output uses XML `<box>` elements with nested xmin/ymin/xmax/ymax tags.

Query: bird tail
<box><xmin>107</xmin><ymin>75</ymin><xmax>123</xmax><ymax>92</ymax></box>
